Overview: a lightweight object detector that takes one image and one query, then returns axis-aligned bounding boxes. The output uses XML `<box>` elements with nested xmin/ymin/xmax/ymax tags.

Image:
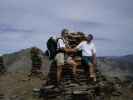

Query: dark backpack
<box><xmin>47</xmin><ymin>37</ymin><xmax>57</xmax><ymax>60</ymax></box>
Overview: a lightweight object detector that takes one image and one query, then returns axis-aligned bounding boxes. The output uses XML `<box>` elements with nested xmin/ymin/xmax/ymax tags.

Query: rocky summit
<box><xmin>0</xmin><ymin>32</ymin><xmax>133</xmax><ymax>100</ymax></box>
<box><xmin>0</xmin><ymin>48</ymin><xmax>133</xmax><ymax>100</ymax></box>
<box><xmin>40</xmin><ymin>32</ymin><xmax>132</xmax><ymax>100</ymax></box>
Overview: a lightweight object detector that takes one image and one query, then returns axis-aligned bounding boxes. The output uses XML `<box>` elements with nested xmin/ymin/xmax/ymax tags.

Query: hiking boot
<box><xmin>90</xmin><ymin>74</ymin><xmax>97</xmax><ymax>82</ymax></box>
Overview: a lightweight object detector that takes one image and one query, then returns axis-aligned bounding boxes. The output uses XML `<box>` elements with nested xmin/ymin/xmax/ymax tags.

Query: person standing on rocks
<box><xmin>65</xmin><ymin>34</ymin><xmax>97</xmax><ymax>81</ymax></box>
<box><xmin>55</xmin><ymin>29</ymin><xmax>69</xmax><ymax>82</ymax></box>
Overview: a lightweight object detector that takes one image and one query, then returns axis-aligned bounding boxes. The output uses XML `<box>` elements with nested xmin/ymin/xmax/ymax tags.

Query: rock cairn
<box><xmin>40</xmin><ymin>32</ymin><xmax>122</xmax><ymax>100</ymax></box>
<box><xmin>0</xmin><ymin>56</ymin><xmax>5</xmax><ymax>74</ymax></box>
<box><xmin>64</xmin><ymin>32</ymin><xmax>86</xmax><ymax>48</ymax></box>
<box><xmin>30</xmin><ymin>47</ymin><xmax>42</xmax><ymax>76</ymax></box>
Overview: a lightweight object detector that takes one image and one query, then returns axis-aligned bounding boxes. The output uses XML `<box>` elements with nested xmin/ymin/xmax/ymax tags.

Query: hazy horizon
<box><xmin>0</xmin><ymin>0</ymin><xmax>133</xmax><ymax>56</ymax></box>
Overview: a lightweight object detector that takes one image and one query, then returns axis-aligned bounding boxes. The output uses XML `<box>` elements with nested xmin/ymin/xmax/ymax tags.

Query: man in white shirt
<box><xmin>55</xmin><ymin>29</ymin><xmax>69</xmax><ymax>82</ymax></box>
<box><xmin>77</xmin><ymin>34</ymin><xmax>96</xmax><ymax>81</ymax></box>
<box><xmin>65</xmin><ymin>34</ymin><xmax>97</xmax><ymax>81</ymax></box>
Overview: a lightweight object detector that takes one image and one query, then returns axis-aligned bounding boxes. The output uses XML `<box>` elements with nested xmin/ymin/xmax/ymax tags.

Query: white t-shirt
<box><xmin>57</xmin><ymin>38</ymin><xmax>66</xmax><ymax>49</ymax></box>
<box><xmin>76</xmin><ymin>41</ymin><xmax>96</xmax><ymax>56</ymax></box>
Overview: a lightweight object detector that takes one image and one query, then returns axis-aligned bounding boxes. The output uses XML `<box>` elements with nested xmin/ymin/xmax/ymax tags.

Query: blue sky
<box><xmin>0</xmin><ymin>0</ymin><xmax>133</xmax><ymax>56</ymax></box>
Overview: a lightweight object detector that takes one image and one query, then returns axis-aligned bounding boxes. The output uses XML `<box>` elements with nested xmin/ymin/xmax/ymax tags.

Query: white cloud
<box><xmin>0</xmin><ymin>0</ymin><xmax>133</xmax><ymax>56</ymax></box>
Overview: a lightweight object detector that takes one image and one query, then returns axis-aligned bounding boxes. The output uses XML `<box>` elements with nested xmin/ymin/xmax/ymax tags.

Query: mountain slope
<box><xmin>2</xmin><ymin>48</ymin><xmax>50</xmax><ymax>75</ymax></box>
<box><xmin>97</xmin><ymin>55</ymin><xmax>133</xmax><ymax>80</ymax></box>
<box><xmin>3</xmin><ymin>48</ymin><xmax>32</xmax><ymax>73</ymax></box>
<box><xmin>1</xmin><ymin>48</ymin><xmax>133</xmax><ymax>80</ymax></box>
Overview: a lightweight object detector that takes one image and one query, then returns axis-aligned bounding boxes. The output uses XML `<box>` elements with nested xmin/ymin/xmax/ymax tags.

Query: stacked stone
<box><xmin>0</xmin><ymin>56</ymin><xmax>5</xmax><ymax>73</ymax></box>
<box><xmin>30</xmin><ymin>47</ymin><xmax>42</xmax><ymax>75</ymax></box>
<box><xmin>47</xmin><ymin>62</ymin><xmax>75</xmax><ymax>85</ymax></box>
<box><xmin>40</xmin><ymin>32</ymin><xmax>122</xmax><ymax>100</ymax></box>
<box><xmin>64</xmin><ymin>32</ymin><xmax>86</xmax><ymax>48</ymax></box>
<box><xmin>76</xmin><ymin>68</ymin><xmax>88</xmax><ymax>83</ymax></box>
<box><xmin>64</xmin><ymin>32</ymin><xmax>88</xmax><ymax>82</ymax></box>
<box><xmin>47</xmin><ymin>61</ymin><xmax>57</xmax><ymax>85</ymax></box>
<box><xmin>62</xmin><ymin>63</ymin><xmax>75</xmax><ymax>81</ymax></box>
<box><xmin>64</xmin><ymin>32</ymin><xmax>89</xmax><ymax>83</ymax></box>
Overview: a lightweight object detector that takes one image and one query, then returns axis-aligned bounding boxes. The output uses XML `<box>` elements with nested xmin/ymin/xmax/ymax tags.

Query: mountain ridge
<box><xmin>1</xmin><ymin>47</ymin><xmax>133</xmax><ymax>80</ymax></box>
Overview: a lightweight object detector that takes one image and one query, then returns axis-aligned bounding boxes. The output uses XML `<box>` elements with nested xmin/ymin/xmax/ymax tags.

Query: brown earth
<box><xmin>0</xmin><ymin>72</ymin><xmax>45</xmax><ymax>100</ymax></box>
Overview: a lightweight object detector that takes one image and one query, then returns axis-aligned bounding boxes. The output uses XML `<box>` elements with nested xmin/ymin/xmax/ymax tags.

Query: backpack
<box><xmin>47</xmin><ymin>37</ymin><xmax>57</xmax><ymax>60</ymax></box>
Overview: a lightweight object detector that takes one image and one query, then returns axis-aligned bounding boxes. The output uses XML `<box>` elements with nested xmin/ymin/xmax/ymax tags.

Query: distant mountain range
<box><xmin>2</xmin><ymin>47</ymin><xmax>50</xmax><ymax>75</ymax></box>
<box><xmin>1</xmin><ymin>47</ymin><xmax>133</xmax><ymax>80</ymax></box>
<box><xmin>97</xmin><ymin>55</ymin><xmax>133</xmax><ymax>80</ymax></box>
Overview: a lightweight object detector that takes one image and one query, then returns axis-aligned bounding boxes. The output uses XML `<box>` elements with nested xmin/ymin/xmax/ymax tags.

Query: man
<box><xmin>65</xmin><ymin>34</ymin><xmax>97</xmax><ymax>81</ymax></box>
<box><xmin>55</xmin><ymin>29</ymin><xmax>69</xmax><ymax>82</ymax></box>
